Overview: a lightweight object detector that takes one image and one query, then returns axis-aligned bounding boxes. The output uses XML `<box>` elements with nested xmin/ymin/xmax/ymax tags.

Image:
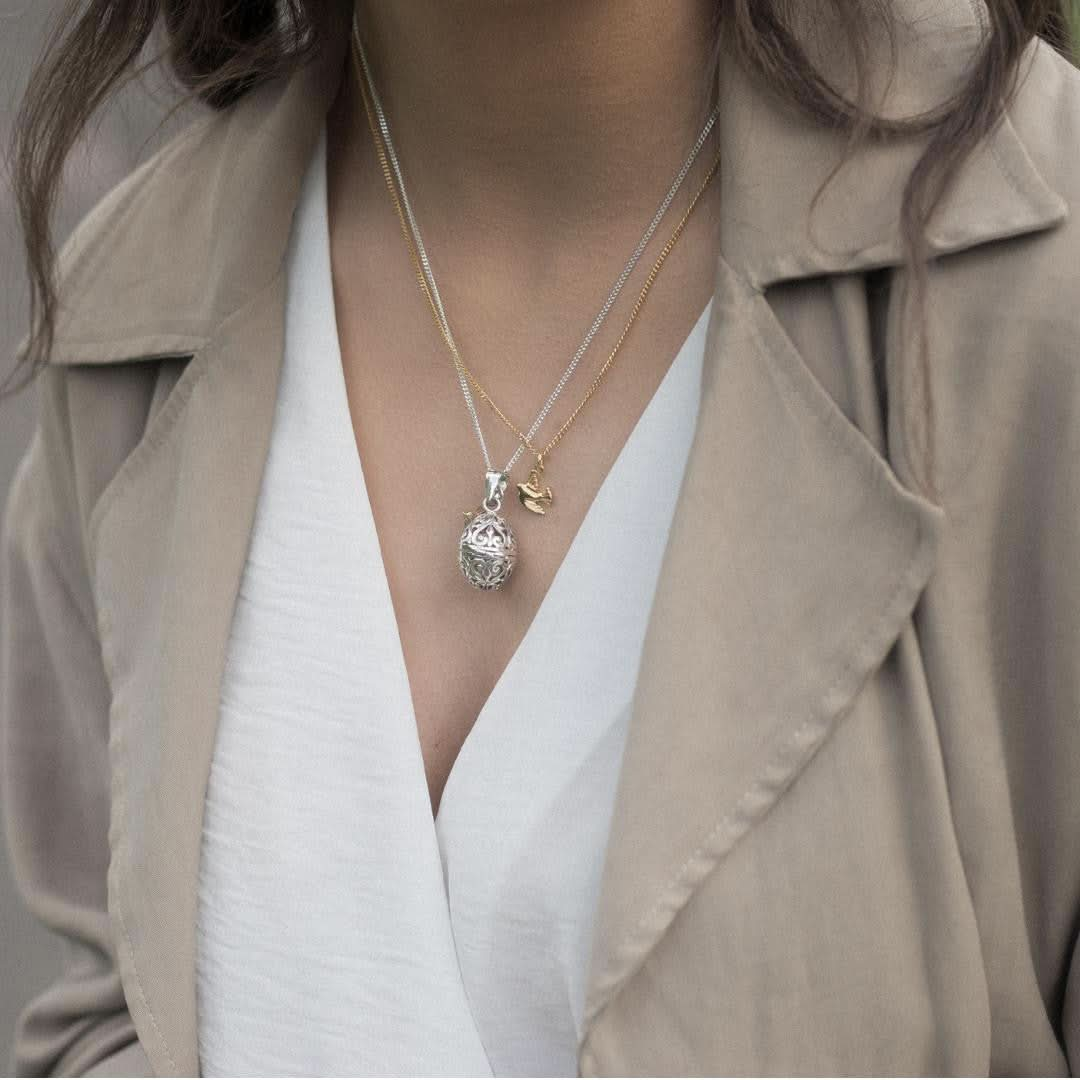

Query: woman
<box><xmin>3</xmin><ymin>0</ymin><xmax>1079</xmax><ymax>1074</ymax></box>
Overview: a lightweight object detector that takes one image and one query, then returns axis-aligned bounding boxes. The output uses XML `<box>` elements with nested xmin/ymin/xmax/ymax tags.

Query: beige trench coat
<box><xmin>3</xmin><ymin>1</ymin><xmax>1080</xmax><ymax>1074</ymax></box>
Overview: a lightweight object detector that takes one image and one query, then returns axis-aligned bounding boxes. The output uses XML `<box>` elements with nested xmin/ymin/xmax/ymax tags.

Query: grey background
<box><xmin>0</xmin><ymin>5</ymin><xmax>196</xmax><ymax>1070</ymax></box>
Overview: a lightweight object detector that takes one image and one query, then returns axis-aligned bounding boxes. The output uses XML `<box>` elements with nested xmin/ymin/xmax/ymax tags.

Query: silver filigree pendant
<box><xmin>459</xmin><ymin>470</ymin><xmax>518</xmax><ymax>591</ymax></box>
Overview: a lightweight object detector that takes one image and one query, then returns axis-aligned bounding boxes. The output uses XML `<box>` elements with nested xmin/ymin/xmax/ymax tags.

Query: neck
<box><xmin>346</xmin><ymin>0</ymin><xmax>720</xmax><ymax>241</ymax></box>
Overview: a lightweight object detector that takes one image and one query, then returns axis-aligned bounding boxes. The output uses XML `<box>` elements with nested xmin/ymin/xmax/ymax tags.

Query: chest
<box><xmin>331</xmin><ymin>257</ymin><xmax>717</xmax><ymax>814</ymax></box>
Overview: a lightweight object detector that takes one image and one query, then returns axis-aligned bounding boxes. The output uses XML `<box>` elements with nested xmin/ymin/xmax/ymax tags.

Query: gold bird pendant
<box><xmin>517</xmin><ymin>462</ymin><xmax>554</xmax><ymax>515</ymax></box>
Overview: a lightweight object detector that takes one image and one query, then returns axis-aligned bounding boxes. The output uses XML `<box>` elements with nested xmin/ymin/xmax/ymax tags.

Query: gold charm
<box><xmin>517</xmin><ymin>461</ymin><xmax>554</xmax><ymax>515</ymax></box>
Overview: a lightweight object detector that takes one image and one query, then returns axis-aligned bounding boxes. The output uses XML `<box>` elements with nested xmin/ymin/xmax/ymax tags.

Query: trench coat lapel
<box><xmin>87</xmin><ymin>280</ymin><xmax>290</xmax><ymax>1077</ymax></box>
<box><xmin>580</xmin><ymin>257</ymin><xmax>945</xmax><ymax>1034</ymax></box>
<box><xmin>50</xmin><ymin>5</ymin><xmax>1066</xmax><ymax>1073</ymax></box>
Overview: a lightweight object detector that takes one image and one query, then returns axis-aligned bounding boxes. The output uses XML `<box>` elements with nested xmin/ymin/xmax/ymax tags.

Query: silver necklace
<box><xmin>352</xmin><ymin>15</ymin><xmax>720</xmax><ymax>591</ymax></box>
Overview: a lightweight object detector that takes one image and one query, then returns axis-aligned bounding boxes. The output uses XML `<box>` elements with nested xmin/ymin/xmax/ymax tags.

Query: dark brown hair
<box><xmin>4</xmin><ymin>0</ymin><xmax>1076</xmax><ymax>498</ymax></box>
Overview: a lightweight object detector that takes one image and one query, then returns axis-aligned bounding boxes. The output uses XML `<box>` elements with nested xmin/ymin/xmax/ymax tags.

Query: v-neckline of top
<box><xmin>318</xmin><ymin>123</ymin><xmax>713</xmax><ymax>827</ymax></box>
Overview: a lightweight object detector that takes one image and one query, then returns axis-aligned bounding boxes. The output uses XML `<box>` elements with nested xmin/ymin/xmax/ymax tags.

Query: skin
<box><xmin>325</xmin><ymin>0</ymin><xmax>723</xmax><ymax>816</ymax></box>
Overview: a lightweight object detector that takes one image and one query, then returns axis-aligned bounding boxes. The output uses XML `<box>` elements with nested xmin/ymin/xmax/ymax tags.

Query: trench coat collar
<box><xmin>54</xmin><ymin>3</ymin><xmax>1067</xmax><ymax>1076</ymax></box>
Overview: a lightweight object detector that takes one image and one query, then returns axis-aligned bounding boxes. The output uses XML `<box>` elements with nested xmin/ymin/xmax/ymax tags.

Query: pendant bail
<box><xmin>482</xmin><ymin>469</ymin><xmax>509</xmax><ymax>513</ymax></box>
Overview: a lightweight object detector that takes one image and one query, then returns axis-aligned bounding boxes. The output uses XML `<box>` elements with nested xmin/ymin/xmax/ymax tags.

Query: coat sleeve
<box><xmin>1</xmin><ymin>364</ymin><xmax>152</xmax><ymax>1076</ymax></box>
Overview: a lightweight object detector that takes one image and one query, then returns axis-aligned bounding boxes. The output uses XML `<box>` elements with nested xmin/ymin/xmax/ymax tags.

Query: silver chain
<box><xmin>351</xmin><ymin>12</ymin><xmax>720</xmax><ymax>478</ymax></box>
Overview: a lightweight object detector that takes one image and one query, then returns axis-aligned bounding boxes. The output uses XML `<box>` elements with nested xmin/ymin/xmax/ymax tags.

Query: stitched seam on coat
<box><xmin>637</xmin><ymin>523</ymin><xmax>918</xmax><ymax>929</ymax></box>
<box><xmin>97</xmin><ymin>598</ymin><xmax>178</xmax><ymax>1074</ymax></box>
<box><xmin>51</xmin><ymin>332</ymin><xmax>209</xmax><ymax>358</ymax></box>
<box><xmin>54</xmin><ymin>327</ymin><xmax>211</xmax><ymax>348</ymax></box>
<box><xmin>587</xmin><ymin>514</ymin><xmax>926</xmax><ymax>1028</ymax></box>
<box><xmin>115</xmin><ymin>909</ymin><xmax>175</xmax><ymax>1073</ymax></box>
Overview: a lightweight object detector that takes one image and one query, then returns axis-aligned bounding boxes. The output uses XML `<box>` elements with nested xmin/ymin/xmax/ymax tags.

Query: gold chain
<box><xmin>351</xmin><ymin>33</ymin><xmax>720</xmax><ymax>477</ymax></box>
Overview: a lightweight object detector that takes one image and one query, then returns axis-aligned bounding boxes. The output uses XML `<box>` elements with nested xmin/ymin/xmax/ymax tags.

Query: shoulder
<box><xmin>1007</xmin><ymin>38</ymin><xmax>1080</xmax><ymax>216</ymax></box>
<box><xmin>40</xmin><ymin>57</ymin><xmax>316</xmax><ymax>367</ymax></box>
<box><xmin>12</xmin><ymin>107</ymin><xmax>225</xmax><ymax>537</ymax></box>
<box><xmin>43</xmin><ymin>106</ymin><xmax>221</xmax><ymax>364</ymax></box>
<box><xmin>923</xmin><ymin>40</ymin><xmax>1080</xmax><ymax>500</ymax></box>
<box><xmin>10</xmin><ymin>102</ymin><xmax>243</xmax><ymax>541</ymax></box>
<box><xmin>933</xmin><ymin>40</ymin><xmax>1080</xmax><ymax>372</ymax></box>
<box><xmin>14</xmin><ymin>49</ymin><xmax>329</xmax><ymax>541</ymax></box>
<box><xmin>976</xmin><ymin>38</ymin><xmax>1080</xmax><ymax>324</ymax></box>
<box><xmin>8</xmin><ymin>42</ymin><xmax>330</xmax><ymax>551</ymax></box>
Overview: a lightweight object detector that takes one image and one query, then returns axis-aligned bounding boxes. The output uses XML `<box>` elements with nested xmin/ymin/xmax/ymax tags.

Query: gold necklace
<box><xmin>352</xmin><ymin>27</ymin><xmax>720</xmax><ymax>589</ymax></box>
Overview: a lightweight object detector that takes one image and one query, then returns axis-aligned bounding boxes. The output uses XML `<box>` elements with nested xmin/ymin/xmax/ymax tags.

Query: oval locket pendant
<box><xmin>459</xmin><ymin>470</ymin><xmax>518</xmax><ymax>591</ymax></box>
